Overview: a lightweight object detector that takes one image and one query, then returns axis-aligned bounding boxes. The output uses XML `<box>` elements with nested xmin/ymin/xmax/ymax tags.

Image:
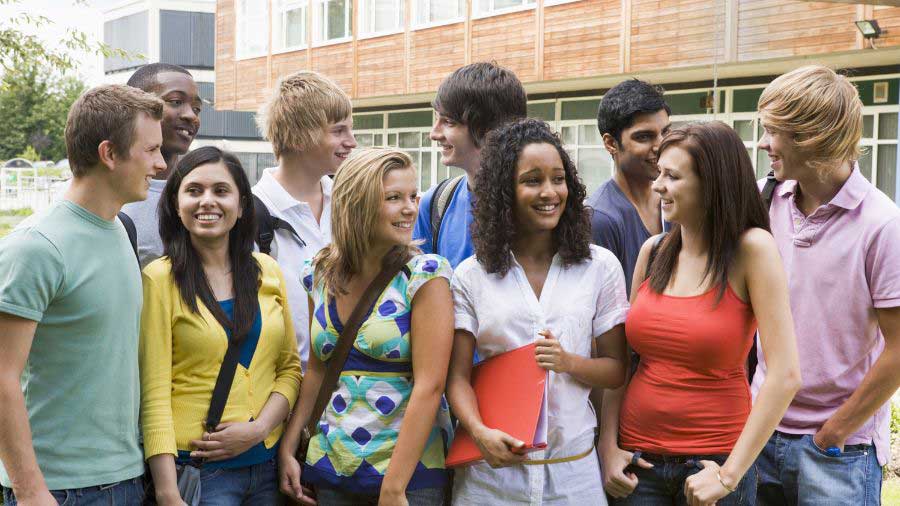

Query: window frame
<box><xmin>312</xmin><ymin>0</ymin><xmax>353</xmax><ymax>47</ymax></box>
<box><xmin>412</xmin><ymin>0</ymin><xmax>466</xmax><ymax>30</ymax></box>
<box><xmin>235</xmin><ymin>0</ymin><xmax>269</xmax><ymax>60</ymax></box>
<box><xmin>472</xmin><ymin>0</ymin><xmax>536</xmax><ymax>20</ymax></box>
<box><xmin>272</xmin><ymin>0</ymin><xmax>309</xmax><ymax>53</ymax></box>
<box><xmin>358</xmin><ymin>0</ymin><xmax>405</xmax><ymax>39</ymax></box>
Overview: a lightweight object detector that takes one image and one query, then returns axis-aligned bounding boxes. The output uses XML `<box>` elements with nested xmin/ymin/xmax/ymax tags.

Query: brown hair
<box><xmin>758</xmin><ymin>65</ymin><xmax>863</xmax><ymax>176</ymax></box>
<box><xmin>256</xmin><ymin>70</ymin><xmax>352</xmax><ymax>158</ymax></box>
<box><xmin>65</xmin><ymin>84</ymin><xmax>163</xmax><ymax>177</ymax></box>
<box><xmin>649</xmin><ymin>122</ymin><xmax>770</xmax><ymax>303</ymax></box>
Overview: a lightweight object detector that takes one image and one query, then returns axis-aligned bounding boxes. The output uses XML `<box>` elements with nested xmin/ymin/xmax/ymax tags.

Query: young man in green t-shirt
<box><xmin>0</xmin><ymin>84</ymin><xmax>165</xmax><ymax>505</ymax></box>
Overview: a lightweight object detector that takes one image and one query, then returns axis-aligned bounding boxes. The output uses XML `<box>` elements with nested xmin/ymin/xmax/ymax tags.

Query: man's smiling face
<box><xmin>152</xmin><ymin>71</ymin><xmax>201</xmax><ymax>160</ymax></box>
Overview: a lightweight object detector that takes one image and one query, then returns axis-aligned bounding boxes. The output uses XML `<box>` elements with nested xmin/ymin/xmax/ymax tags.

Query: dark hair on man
<box><xmin>432</xmin><ymin>62</ymin><xmax>527</xmax><ymax>147</ymax></box>
<box><xmin>158</xmin><ymin>146</ymin><xmax>260</xmax><ymax>342</ymax></box>
<box><xmin>127</xmin><ymin>63</ymin><xmax>192</xmax><ymax>92</ymax></box>
<box><xmin>65</xmin><ymin>84</ymin><xmax>163</xmax><ymax>177</ymax></box>
<box><xmin>648</xmin><ymin>122</ymin><xmax>770</xmax><ymax>304</ymax></box>
<box><xmin>597</xmin><ymin>79</ymin><xmax>671</xmax><ymax>144</ymax></box>
<box><xmin>472</xmin><ymin>118</ymin><xmax>591</xmax><ymax>276</ymax></box>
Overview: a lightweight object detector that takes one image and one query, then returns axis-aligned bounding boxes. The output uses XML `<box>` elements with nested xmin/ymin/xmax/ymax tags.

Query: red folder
<box><xmin>445</xmin><ymin>342</ymin><xmax>549</xmax><ymax>468</ymax></box>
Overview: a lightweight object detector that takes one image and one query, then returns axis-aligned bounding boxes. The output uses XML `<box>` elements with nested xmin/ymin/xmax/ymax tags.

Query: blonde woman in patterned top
<box><xmin>278</xmin><ymin>148</ymin><xmax>454</xmax><ymax>506</ymax></box>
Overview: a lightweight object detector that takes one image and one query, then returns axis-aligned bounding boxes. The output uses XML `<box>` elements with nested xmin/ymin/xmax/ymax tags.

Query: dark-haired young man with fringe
<box><xmin>587</xmin><ymin>79</ymin><xmax>670</xmax><ymax>294</ymax></box>
<box><xmin>413</xmin><ymin>62</ymin><xmax>527</xmax><ymax>268</ymax></box>
<box><xmin>121</xmin><ymin>63</ymin><xmax>202</xmax><ymax>267</ymax></box>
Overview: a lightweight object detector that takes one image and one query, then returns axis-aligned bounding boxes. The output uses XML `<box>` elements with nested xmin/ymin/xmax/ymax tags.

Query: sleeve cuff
<box><xmin>0</xmin><ymin>301</ymin><xmax>43</xmax><ymax>321</ymax></box>
<box><xmin>455</xmin><ymin>312</ymin><xmax>478</xmax><ymax>336</ymax></box>
<box><xmin>873</xmin><ymin>296</ymin><xmax>900</xmax><ymax>309</ymax></box>
<box><xmin>142</xmin><ymin>429</ymin><xmax>178</xmax><ymax>460</ymax></box>
<box><xmin>272</xmin><ymin>379</ymin><xmax>301</xmax><ymax>410</ymax></box>
<box><xmin>592</xmin><ymin>306</ymin><xmax>628</xmax><ymax>337</ymax></box>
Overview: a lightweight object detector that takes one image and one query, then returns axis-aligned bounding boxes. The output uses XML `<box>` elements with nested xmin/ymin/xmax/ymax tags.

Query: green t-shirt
<box><xmin>0</xmin><ymin>200</ymin><xmax>144</xmax><ymax>490</ymax></box>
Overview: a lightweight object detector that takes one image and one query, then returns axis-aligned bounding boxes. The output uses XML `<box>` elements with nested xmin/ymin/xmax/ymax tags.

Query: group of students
<box><xmin>0</xmin><ymin>59</ymin><xmax>897</xmax><ymax>506</ymax></box>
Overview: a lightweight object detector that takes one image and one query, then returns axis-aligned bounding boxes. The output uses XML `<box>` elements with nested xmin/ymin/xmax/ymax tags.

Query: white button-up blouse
<box><xmin>450</xmin><ymin>244</ymin><xmax>629</xmax><ymax>505</ymax></box>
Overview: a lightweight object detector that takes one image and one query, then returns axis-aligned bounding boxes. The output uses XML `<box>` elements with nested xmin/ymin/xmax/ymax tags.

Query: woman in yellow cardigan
<box><xmin>140</xmin><ymin>146</ymin><xmax>301</xmax><ymax>506</ymax></box>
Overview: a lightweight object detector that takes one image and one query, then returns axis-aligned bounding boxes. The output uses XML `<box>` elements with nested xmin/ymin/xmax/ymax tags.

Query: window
<box><xmin>474</xmin><ymin>0</ymin><xmax>535</xmax><ymax>17</ymax></box>
<box><xmin>360</xmin><ymin>0</ymin><xmax>403</xmax><ymax>37</ymax></box>
<box><xmin>104</xmin><ymin>11</ymin><xmax>149</xmax><ymax>72</ymax></box>
<box><xmin>560</xmin><ymin>121</ymin><xmax>610</xmax><ymax>194</ymax></box>
<box><xmin>274</xmin><ymin>0</ymin><xmax>308</xmax><ymax>51</ymax></box>
<box><xmin>414</xmin><ymin>0</ymin><xmax>465</xmax><ymax>27</ymax></box>
<box><xmin>314</xmin><ymin>0</ymin><xmax>352</xmax><ymax>44</ymax></box>
<box><xmin>236</xmin><ymin>0</ymin><xmax>268</xmax><ymax>58</ymax></box>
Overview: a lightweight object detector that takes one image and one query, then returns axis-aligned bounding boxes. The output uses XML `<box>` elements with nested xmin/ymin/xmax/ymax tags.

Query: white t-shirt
<box><xmin>450</xmin><ymin>244</ymin><xmax>629</xmax><ymax>506</ymax></box>
<box><xmin>251</xmin><ymin>168</ymin><xmax>332</xmax><ymax>371</ymax></box>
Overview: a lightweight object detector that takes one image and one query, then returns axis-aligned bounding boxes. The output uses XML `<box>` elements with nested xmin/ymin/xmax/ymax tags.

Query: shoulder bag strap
<box><xmin>254</xmin><ymin>195</ymin><xmax>306</xmax><ymax>256</ymax></box>
<box><xmin>303</xmin><ymin>247</ymin><xmax>409</xmax><ymax>437</ymax></box>
<box><xmin>430</xmin><ymin>175</ymin><xmax>464</xmax><ymax>254</ymax></box>
<box><xmin>117</xmin><ymin>211</ymin><xmax>139</xmax><ymax>265</ymax></box>
<box><xmin>761</xmin><ymin>170</ymin><xmax>779</xmax><ymax>210</ymax></box>
<box><xmin>205</xmin><ymin>337</ymin><xmax>243</xmax><ymax>433</ymax></box>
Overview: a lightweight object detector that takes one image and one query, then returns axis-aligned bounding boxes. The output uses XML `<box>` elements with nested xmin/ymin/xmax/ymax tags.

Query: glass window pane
<box><xmin>878</xmin><ymin>113</ymin><xmax>898</xmax><ymax>140</ymax></box>
<box><xmin>578</xmin><ymin>125</ymin><xmax>601</xmax><ymax>146</ymax></box>
<box><xmin>876</xmin><ymin>144</ymin><xmax>897</xmax><ymax>201</ymax></box>
<box><xmin>561</xmin><ymin>126</ymin><xmax>576</xmax><ymax>145</ymax></box>
<box><xmin>285</xmin><ymin>7</ymin><xmax>306</xmax><ymax>47</ymax></box>
<box><xmin>527</xmin><ymin>102</ymin><xmax>555</xmax><ymax>121</ymax></box>
<box><xmin>561</xmin><ymin>99</ymin><xmax>601</xmax><ymax>121</ymax></box>
<box><xmin>352</xmin><ymin>113</ymin><xmax>384</xmax><ymax>130</ymax></box>
<box><xmin>757</xmin><ymin>120</ymin><xmax>763</xmax><ymax>141</ymax></box>
<box><xmin>495</xmin><ymin>0</ymin><xmax>522</xmax><ymax>9</ymax></box>
<box><xmin>863</xmin><ymin>115</ymin><xmax>875</xmax><ymax>139</ymax></box>
<box><xmin>858</xmin><ymin>147</ymin><xmax>873</xmax><ymax>182</ymax></box>
<box><xmin>756</xmin><ymin>148</ymin><xmax>771</xmax><ymax>179</ymax></box>
<box><xmin>447</xmin><ymin>166</ymin><xmax>466</xmax><ymax>180</ymax></box>
<box><xmin>420</xmin><ymin>152</ymin><xmax>432</xmax><ymax>189</ymax></box>
<box><xmin>734</xmin><ymin>120</ymin><xmax>754</xmax><ymax>142</ymax></box>
<box><xmin>399</xmin><ymin>132</ymin><xmax>420</xmax><ymax>148</ymax></box>
<box><xmin>474</xmin><ymin>0</ymin><xmax>490</xmax><ymax>14</ymax></box>
<box><xmin>327</xmin><ymin>0</ymin><xmax>347</xmax><ymax>39</ymax></box>
<box><xmin>355</xmin><ymin>133</ymin><xmax>374</xmax><ymax>147</ymax></box>
<box><xmin>422</xmin><ymin>132</ymin><xmax>431</xmax><ymax>146</ymax></box>
<box><xmin>374</xmin><ymin>133</ymin><xmax>384</xmax><ymax>145</ymax></box>
<box><xmin>577</xmin><ymin>148</ymin><xmax>612</xmax><ymax>195</ymax></box>
<box><xmin>405</xmin><ymin>151</ymin><xmax>420</xmax><ymax>172</ymax></box>
<box><xmin>387</xmin><ymin>133</ymin><xmax>397</xmax><ymax>146</ymax></box>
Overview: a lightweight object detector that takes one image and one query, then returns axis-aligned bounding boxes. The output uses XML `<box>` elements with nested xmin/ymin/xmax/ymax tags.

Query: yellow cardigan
<box><xmin>139</xmin><ymin>253</ymin><xmax>302</xmax><ymax>459</ymax></box>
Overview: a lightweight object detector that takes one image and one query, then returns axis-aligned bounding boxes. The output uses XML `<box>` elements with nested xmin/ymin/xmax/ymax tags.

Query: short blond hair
<box><xmin>313</xmin><ymin>148</ymin><xmax>419</xmax><ymax>295</ymax></box>
<box><xmin>65</xmin><ymin>84</ymin><xmax>164</xmax><ymax>177</ymax></box>
<box><xmin>758</xmin><ymin>65</ymin><xmax>862</xmax><ymax>175</ymax></box>
<box><xmin>256</xmin><ymin>71</ymin><xmax>352</xmax><ymax>158</ymax></box>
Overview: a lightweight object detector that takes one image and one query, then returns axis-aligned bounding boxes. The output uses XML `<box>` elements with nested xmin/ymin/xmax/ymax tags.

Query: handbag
<box><xmin>293</xmin><ymin>247</ymin><xmax>410</xmax><ymax>470</ymax></box>
<box><xmin>144</xmin><ymin>307</ymin><xmax>250</xmax><ymax>505</ymax></box>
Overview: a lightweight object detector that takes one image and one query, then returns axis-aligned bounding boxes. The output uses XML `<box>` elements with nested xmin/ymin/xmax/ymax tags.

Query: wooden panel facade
<box><xmin>215</xmin><ymin>0</ymin><xmax>900</xmax><ymax>111</ymax></box>
<box><xmin>543</xmin><ymin>0</ymin><xmax>620</xmax><ymax>80</ymax></box>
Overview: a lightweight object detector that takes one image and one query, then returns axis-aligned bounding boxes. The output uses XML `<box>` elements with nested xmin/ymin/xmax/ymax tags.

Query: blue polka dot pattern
<box><xmin>422</xmin><ymin>259</ymin><xmax>438</xmax><ymax>273</ymax></box>
<box><xmin>375</xmin><ymin>396</ymin><xmax>395</xmax><ymax>415</ymax></box>
<box><xmin>332</xmin><ymin>395</ymin><xmax>347</xmax><ymax>413</ymax></box>
<box><xmin>378</xmin><ymin>300</ymin><xmax>397</xmax><ymax>316</ymax></box>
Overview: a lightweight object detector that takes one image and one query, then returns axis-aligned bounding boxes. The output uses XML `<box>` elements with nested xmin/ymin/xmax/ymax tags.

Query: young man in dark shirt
<box><xmin>587</xmin><ymin>79</ymin><xmax>670</xmax><ymax>294</ymax></box>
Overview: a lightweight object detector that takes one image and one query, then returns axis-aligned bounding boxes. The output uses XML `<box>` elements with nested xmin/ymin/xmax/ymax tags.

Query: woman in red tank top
<box><xmin>598</xmin><ymin>122</ymin><xmax>801</xmax><ymax>506</ymax></box>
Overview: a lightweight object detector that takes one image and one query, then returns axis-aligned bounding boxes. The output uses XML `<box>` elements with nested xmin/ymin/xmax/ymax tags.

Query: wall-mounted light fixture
<box><xmin>855</xmin><ymin>19</ymin><xmax>882</xmax><ymax>42</ymax></box>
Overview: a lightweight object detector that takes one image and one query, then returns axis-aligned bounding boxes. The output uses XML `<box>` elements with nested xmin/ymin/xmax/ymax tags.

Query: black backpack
<box><xmin>253</xmin><ymin>195</ymin><xmax>306</xmax><ymax>256</ymax></box>
<box><xmin>429</xmin><ymin>175</ymin><xmax>465</xmax><ymax>254</ymax></box>
<box><xmin>641</xmin><ymin>173</ymin><xmax>779</xmax><ymax>383</ymax></box>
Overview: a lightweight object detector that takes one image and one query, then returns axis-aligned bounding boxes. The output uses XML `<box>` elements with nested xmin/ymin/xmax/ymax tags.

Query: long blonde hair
<box><xmin>314</xmin><ymin>148</ymin><xmax>420</xmax><ymax>295</ymax></box>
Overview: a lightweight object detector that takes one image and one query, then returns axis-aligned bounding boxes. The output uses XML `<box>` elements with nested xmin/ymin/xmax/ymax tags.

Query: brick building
<box><xmin>214</xmin><ymin>0</ymin><xmax>900</xmax><ymax>200</ymax></box>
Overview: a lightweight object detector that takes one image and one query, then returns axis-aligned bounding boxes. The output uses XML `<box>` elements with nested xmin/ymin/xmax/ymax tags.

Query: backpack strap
<box><xmin>429</xmin><ymin>175</ymin><xmax>465</xmax><ymax>254</ymax></box>
<box><xmin>761</xmin><ymin>170</ymin><xmax>779</xmax><ymax>210</ymax></box>
<box><xmin>253</xmin><ymin>195</ymin><xmax>306</xmax><ymax>256</ymax></box>
<box><xmin>117</xmin><ymin>211</ymin><xmax>139</xmax><ymax>265</ymax></box>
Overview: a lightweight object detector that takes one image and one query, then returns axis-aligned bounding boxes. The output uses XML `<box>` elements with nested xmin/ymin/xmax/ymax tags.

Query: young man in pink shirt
<box><xmin>752</xmin><ymin>65</ymin><xmax>900</xmax><ymax>505</ymax></box>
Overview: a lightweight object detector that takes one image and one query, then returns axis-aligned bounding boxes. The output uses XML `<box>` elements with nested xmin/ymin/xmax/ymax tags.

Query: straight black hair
<box><xmin>597</xmin><ymin>79</ymin><xmax>671</xmax><ymax>144</ymax></box>
<box><xmin>648</xmin><ymin>121</ymin><xmax>770</xmax><ymax>303</ymax></box>
<box><xmin>158</xmin><ymin>146</ymin><xmax>260</xmax><ymax>342</ymax></box>
<box><xmin>432</xmin><ymin>62</ymin><xmax>527</xmax><ymax>147</ymax></box>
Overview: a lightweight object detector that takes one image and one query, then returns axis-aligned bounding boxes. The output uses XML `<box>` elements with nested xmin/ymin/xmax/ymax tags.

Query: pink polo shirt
<box><xmin>751</xmin><ymin>168</ymin><xmax>900</xmax><ymax>466</ymax></box>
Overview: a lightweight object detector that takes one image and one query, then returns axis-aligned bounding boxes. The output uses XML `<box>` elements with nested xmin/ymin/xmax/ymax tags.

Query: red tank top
<box><xmin>619</xmin><ymin>280</ymin><xmax>757</xmax><ymax>455</ymax></box>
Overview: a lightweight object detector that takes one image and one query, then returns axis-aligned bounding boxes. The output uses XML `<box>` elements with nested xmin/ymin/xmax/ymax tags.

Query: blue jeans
<box><xmin>315</xmin><ymin>485</ymin><xmax>445</xmax><ymax>506</ymax></box>
<box><xmin>3</xmin><ymin>476</ymin><xmax>144</xmax><ymax>506</ymax></box>
<box><xmin>196</xmin><ymin>458</ymin><xmax>280</xmax><ymax>506</ymax></box>
<box><xmin>609</xmin><ymin>452</ymin><xmax>757</xmax><ymax>506</ymax></box>
<box><xmin>755</xmin><ymin>431</ymin><xmax>882</xmax><ymax>506</ymax></box>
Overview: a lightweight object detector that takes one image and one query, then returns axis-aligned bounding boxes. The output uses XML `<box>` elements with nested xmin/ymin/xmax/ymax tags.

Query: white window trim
<box><xmin>235</xmin><ymin>0</ymin><xmax>269</xmax><ymax>60</ymax></box>
<box><xmin>411</xmin><ymin>0</ymin><xmax>465</xmax><ymax>30</ymax></box>
<box><xmin>272</xmin><ymin>0</ymin><xmax>309</xmax><ymax>53</ymax></box>
<box><xmin>544</xmin><ymin>0</ymin><xmax>581</xmax><ymax>6</ymax></box>
<box><xmin>358</xmin><ymin>0</ymin><xmax>405</xmax><ymax>40</ymax></box>
<box><xmin>312</xmin><ymin>0</ymin><xmax>352</xmax><ymax>46</ymax></box>
<box><xmin>472</xmin><ymin>0</ymin><xmax>536</xmax><ymax>20</ymax></box>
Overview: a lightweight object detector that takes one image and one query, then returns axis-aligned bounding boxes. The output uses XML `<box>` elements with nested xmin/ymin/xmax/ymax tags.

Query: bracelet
<box><xmin>716</xmin><ymin>470</ymin><xmax>736</xmax><ymax>493</ymax></box>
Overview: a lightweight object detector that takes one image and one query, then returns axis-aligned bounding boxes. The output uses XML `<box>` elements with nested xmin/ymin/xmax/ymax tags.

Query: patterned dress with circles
<box><xmin>300</xmin><ymin>254</ymin><xmax>454</xmax><ymax>494</ymax></box>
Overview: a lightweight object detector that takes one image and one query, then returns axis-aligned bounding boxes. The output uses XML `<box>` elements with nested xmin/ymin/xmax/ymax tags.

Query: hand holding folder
<box><xmin>445</xmin><ymin>342</ymin><xmax>549</xmax><ymax>468</ymax></box>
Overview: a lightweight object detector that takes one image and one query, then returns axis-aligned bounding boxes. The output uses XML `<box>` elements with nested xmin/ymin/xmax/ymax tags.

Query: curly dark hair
<box><xmin>472</xmin><ymin>118</ymin><xmax>592</xmax><ymax>276</ymax></box>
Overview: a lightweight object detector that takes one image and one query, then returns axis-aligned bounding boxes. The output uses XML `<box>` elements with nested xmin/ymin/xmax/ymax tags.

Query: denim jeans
<box><xmin>755</xmin><ymin>431</ymin><xmax>882</xmax><ymax>506</ymax></box>
<box><xmin>3</xmin><ymin>476</ymin><xmax>144</xmax><ymax>506</ymax></box>
<box><xmin>315</xmin><ymin>485</ymin><xmax>445</xmax><ymax>506</ymax></box>
<box><xmin>195</xmin><ymin>458</ymin><xmax>280</xmax><ymax>506</ymax></box>
<box><xmin>609</xmin><ymin>452</ymin><xmax>757</xmax><ymax>506</ymax></box>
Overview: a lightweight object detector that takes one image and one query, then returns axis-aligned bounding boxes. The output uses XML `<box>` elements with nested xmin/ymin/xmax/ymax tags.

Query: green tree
<box><xmin>0</xmin><ymin>0</ymin><xmax>127</xmax><ymax>73</ymax></box>
<box><xmin>0</xmin><ymin>63</ymin><xmax>85</xmax><ymax>161</ymax></box>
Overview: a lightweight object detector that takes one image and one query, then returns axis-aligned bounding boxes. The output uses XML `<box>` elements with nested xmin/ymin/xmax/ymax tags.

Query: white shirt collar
<box><xmin>256</xmin><ymin>166</ymin><xmax>333</xmax><ymax>213</ymax></box>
